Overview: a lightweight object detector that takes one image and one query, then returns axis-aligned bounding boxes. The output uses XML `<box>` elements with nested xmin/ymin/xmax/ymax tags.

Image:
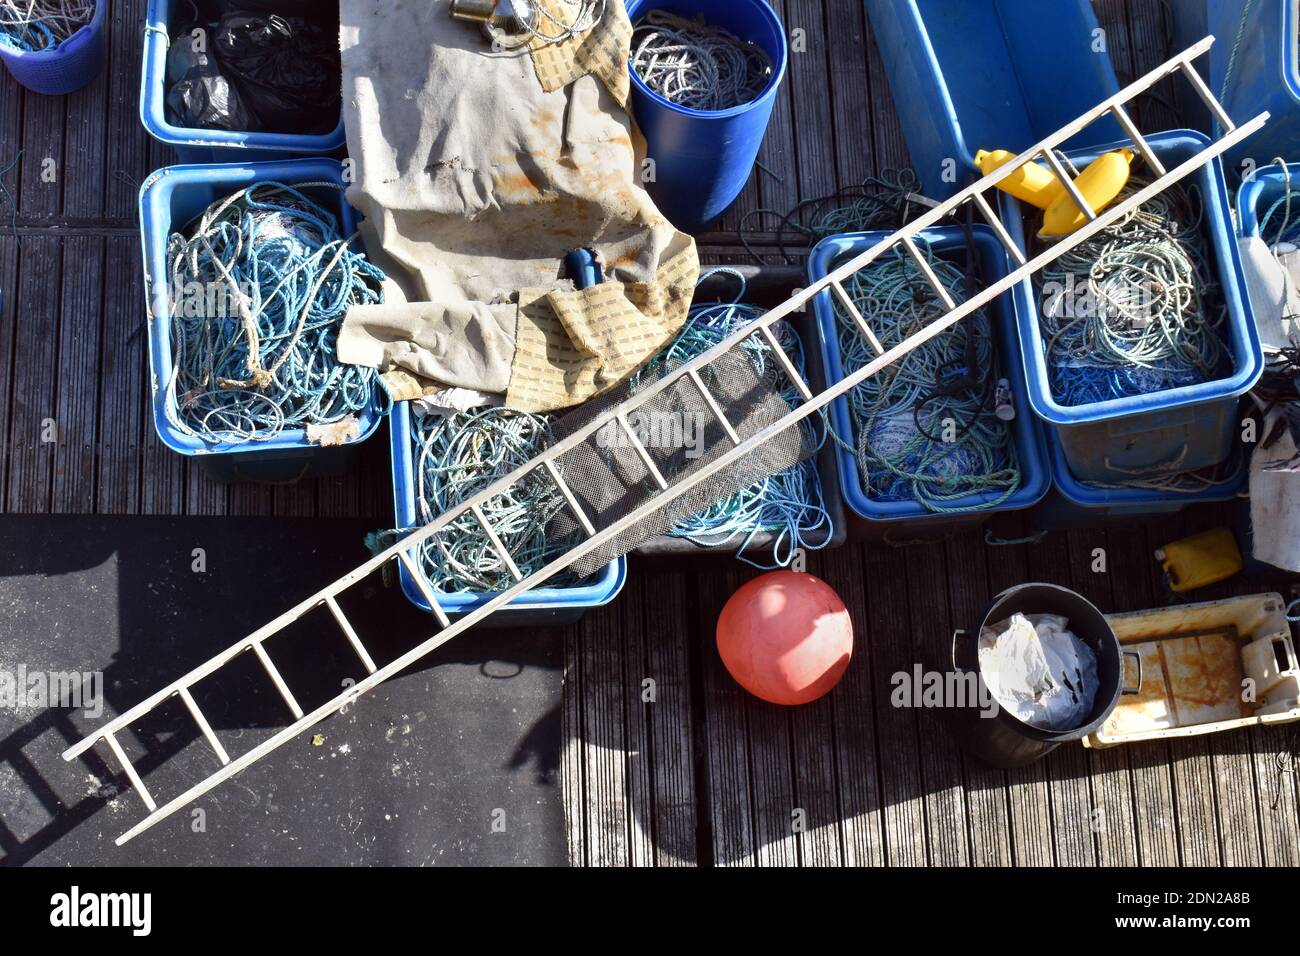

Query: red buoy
<box><xmin>716</xmin><ymin>571</ymin><xmax>853</xmax><ymax>705</ymax></box>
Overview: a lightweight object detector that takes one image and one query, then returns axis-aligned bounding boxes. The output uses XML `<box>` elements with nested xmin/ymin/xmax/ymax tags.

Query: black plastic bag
<box><xmin>166</xmin><ymin>29</ymin><xmax>256</xmax><ymax>131</ymax></box>
<box><xmin>213</xmin><ymin>14</ymin><xmax>340</xmax><ymax>135</ymax></box>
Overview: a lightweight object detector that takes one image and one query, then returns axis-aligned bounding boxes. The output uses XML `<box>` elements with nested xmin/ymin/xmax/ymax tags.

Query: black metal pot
<box><xmin>951</xmin><ymin>583</ymin><xmax>1141</xmax><ymax>768</ymax></box>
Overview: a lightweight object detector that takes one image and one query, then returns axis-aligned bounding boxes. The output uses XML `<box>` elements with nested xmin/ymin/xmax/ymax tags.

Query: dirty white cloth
<box><xmin>978</xmin><ymin>613</ymin><xmax>1098</xmax><ymax>731</ymax></box>
<box><xmin>1250</xmin><ymin>408</ymin><xmax>1300</xmax><ymax>571</ymax></box>
<box><xmin>1237</xmin><ymin>235</ymin><xmax>1300</xmax><ymax>352</ymax></box>
<box><xmin>337</xmin><ymin>0</ymin><xmax>698</xmax><ymax>411</ymax></box>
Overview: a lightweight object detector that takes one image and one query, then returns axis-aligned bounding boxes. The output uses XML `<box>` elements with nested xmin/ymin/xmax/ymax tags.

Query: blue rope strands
<box><xmin>410</xmin><ymin>406</ymin><xmax>582</xmax><ymax>594</ymax></box>
<box><xmin>830</xmin><ymin>242</ymin><xmax>1021</xmax><ymax>513</ymax></box>
<box><xmin>0</xmin><ymin>0</ymin><xmax>92</xmax><ymax>51</ymax></box>
<box><xmin>165</xmin><ymin>182</ymin><xmax>384</xmax><ymax>445</ymax></box>
<box><xmin>1038</xmin><ymin>177</ymin><xmax>1229</xmax><ymax>407</ymax></box>
<box><xmin>633</xmin><ymin>270</ymin><xmax>831</xmax><ymax>568</ymax></box>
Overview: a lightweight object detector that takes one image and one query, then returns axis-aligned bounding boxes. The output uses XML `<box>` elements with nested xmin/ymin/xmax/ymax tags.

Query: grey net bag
<box><xmin>544</xmin><ymin>321</ymin><xmax>818</xmax><ymax>578</ymax></box>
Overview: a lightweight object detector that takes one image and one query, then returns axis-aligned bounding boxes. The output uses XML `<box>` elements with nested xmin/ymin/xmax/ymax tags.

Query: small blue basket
<box><xmin>141</xmin><ymin>0</ymin><xmax>346</xmax><ymax>163</ymax></box>
<box><xmin>809</xmin><ymin>225</ymin><xmax>1051</xmax><ymax>540</ymax></box>
<box><xmin>138</xmin><ymin>158</ymin><xmax>385</xmax><ymax>481</ymax></box>
<box><xmin>862</xmin><ymin>0</ymin><xmax>1123</xmax><ymax>200</ymax></box>
<box><xmin>0</xmin><ymin>0</ymin><xmax>105</xmax><ymax>95</ymax></box>
<box><xmin>389</xmin><ymin>400</ymin><xmax>627</xmax><ymax>628</ymax></box>
<box><xmin>1005</xmin><ymin>130</ymin><xmax>1264</xmax><ymax>483</ymax></box>
<box><xmin>1032</xmin><ymin>422</ymin><xmax>1248</xmax><ymax>530</ymax></box>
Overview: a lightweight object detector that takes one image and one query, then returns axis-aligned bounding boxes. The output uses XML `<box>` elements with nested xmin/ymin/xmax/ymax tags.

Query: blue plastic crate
<box><xmin>1032</xmin><ymin>421</ymin><xmax>1249</xmax><ymax>530</ymax></box>
<box><xmin>389</xmin><ymin>400</ymin><xmax>627</xmax><ymax>628</ymax></box>
<box><xmin>809</xmin><ymin>225</ymin><xmax>1052</xmax><ymax>540</ymax></box>
<box><xmin>141</xmin><ymin>0</ymin><xmax>346</xmax><ymax>163</ymax></box>
<box><xmin>862</xmin><ymin>0</ymin><xmax>1123</xmax><ymax>199</ymax></box>
<box><xmin>138</xmin><ymin>158</ymin><xmax>385</xmax><ymax>481</ymax></box>
<box><xmin>1005</xmin><ymin>130</ymin><xmax>1264</xmax><ymax>483</ymax></box>
<box><xmin>1172</xmin><ymin>0</ymin><xmax>1300</xmax><ymax>175</ymax></box>
<box><xmin>0</xmin><ymin>0</ymin><xmax>105</xmax><ymax>95</ymax></box>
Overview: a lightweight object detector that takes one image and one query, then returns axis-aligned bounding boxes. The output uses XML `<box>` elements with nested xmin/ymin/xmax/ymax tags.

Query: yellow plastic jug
<box><xmin>974</xmin><ymin>148</ymin><xmax>1064</xmax><ymax>210</ymax></box>
<box><xmin>1039</xmin><ymin>148</ymin><xmax>1134</xmax><ymax>237</ymax></box>
<box><xmin>1155</xmin><ymin>528</ymin><xmax>1243</xmax><ymax>593</ymax></box>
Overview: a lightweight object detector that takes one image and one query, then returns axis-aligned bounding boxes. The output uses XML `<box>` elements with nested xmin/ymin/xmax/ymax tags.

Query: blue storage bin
<box><xmin>862</xmin><ymin>0</ymin><xmax>1123</xmax><ymax>200</ymax></box>
<box><xmin>1005</xmin><ymin>130</ymin><xmax>1264</xmax><ymax>483</ymax></box>
<box><xmin>1032</xmin><ymin>422</ymin><xmax>1248</xmax><ymax>530</ymax></box>
<box><xmin>0</xmin><ymin>0</ymin><xmax>105</xmax><ymax>95</ymax></box>
<box><xmin>1237</xmin><ymin>159</ymin><xmax>1300</xmax><ymax>239</ymax></box>
<box><xmin>389</xmin><ymin>400</ymin><xmax>627</xmax><ymax>628</ymax></box>
<box><xmin>141</xmin><ymin>0</ymin><xmax>346</xmax><ymax>163</ymax></box>
<box><xmin>626</xmin><ymin>0</ymin><xmax>788</xmax><ymax>232</ymax></box>
<box><xmin>810</xmin><ymin>225</ymin><xmax>1052</xmax><ymax>540</ymax></box>
<box><xmin>139</xmin><ymin>158</ymin><xmax>385</xmax><ymax>482</ymax></box>
<box><xmin>1173</xmin><ymin>0</ymin><xmax>1300</xmax><ymax>174</ymax></box>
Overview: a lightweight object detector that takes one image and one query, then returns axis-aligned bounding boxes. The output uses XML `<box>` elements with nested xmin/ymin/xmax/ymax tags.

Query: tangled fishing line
<box><xmin>631</xmin><ymin>10</ymin><xmax>772</xmax><ymax>111</ymax></box>
<box><xmin>0</xmin><ymin>0</ymin><xmax>92</xmax><ymax>50</ymax></box>
<box><xmin>830</xmin><ymin>242</ymin><xmax>1021</xmax><ymax>512</ymax></box>
<box><xmin>1037</xmin><ymin>176</ymin><xmax>1228</xmax><ymax>407</ymax></box>
<box><xmin>489</xmin><ymin>0</ymin><xmax>606</xmax><ymax>50</ymax></box>
<box><xmin>632</xmin><ymin>270</ymin><xmax>830</xmax><ymax>568</ymax></box>
<box><xmin>410</xmin><ymin>407</ymin><xmax>581</xmax><ymax>594</ymax></box>
<box><xmin>166</xmin><ymin>182</ymin><xmax>385</xmax><ymax>445</ymax></box>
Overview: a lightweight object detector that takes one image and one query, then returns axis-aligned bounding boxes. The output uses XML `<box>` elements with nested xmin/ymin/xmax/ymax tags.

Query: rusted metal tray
<box><xmin>1083</xmin><ymin>593</ymin><xmax>1299</xmax><ymax>748</ymax></box>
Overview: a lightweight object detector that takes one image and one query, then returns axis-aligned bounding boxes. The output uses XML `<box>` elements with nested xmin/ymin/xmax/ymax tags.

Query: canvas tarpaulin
<box><xmin>337</xmin><ymin>0</ymin><xmax>699</xmax><ymax>412</ymax></box>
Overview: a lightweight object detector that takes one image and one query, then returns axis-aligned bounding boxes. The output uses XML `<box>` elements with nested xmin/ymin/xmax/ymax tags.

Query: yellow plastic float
<box><xmin>977</xmin><ymin>145</ymin><xmax>1136</xmax><ymax>238</ymax></box>
<box><xmin>974</xmin><ymin>148</ymin><xmax>1064</xmax><ymax>209</ymax></box>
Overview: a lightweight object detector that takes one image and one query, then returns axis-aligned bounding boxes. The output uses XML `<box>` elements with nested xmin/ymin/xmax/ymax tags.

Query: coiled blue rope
<box><xmin>632</xmin><ymin>269</ymin><xmax>831</xmax><ymax>569</ymax></box>
<box><xmin>165</xmin><ymin>181</ymin><xmax>385</xmax><ymax>445</ymax></box>
<box><xmin>828</xmin><ymin>241</ymin><xmax>1021</xmax><ymax>513</ymax></box>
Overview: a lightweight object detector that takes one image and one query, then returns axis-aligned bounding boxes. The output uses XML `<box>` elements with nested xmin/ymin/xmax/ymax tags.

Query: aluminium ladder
<box><xmin>65</xmin><ymin>36</ymin><xmax>1267</xmax><ymax>846</ymax></box>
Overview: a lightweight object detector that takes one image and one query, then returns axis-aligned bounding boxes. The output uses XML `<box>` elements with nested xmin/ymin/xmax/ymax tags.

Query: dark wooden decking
<box><xmin>0</xmin><ymin>0</ymin><xmax>1296</xmax><ymax>866</ymax></box>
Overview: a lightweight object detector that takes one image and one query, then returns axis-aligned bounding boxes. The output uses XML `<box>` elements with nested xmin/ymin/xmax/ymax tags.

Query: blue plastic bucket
<box><xmin>1032</xmin><ymin>420</ymin><xmax>1248</xmax><ymax>529</ymax></box>
<box><xmin>141</xmin><ymin>0</ymin><xmax>346</xmax><ymax>163</ymax></box>
<box><xmin>809</xmin><ymin>226</ymin><xmax>1052</xmax><ymax>540</ymax></box>
<box><xmin>862</xmin><ymin>0</ymin><xmax>1123</xmax><ymax>200</ymax></box>
<box><xmin>0</xmin><ymin>0</ymin><xmax>105</xmax><ymax>95</ymax></box>
<box><xmin>1237</xmin><ymin>159</ymin><xmax>1300</xmax><ymax>240</ymax></box>
<box><xmin>626</xmin><ymin>0</ymin><xmax>788</xmax><ymax>232</ymax></box>
<box><xmin>389</xmin><ymin>400</ymin><xmax>627</xmax><ymax>627</ymax></box>
<box><xmin>1005</xmin><ymin>130</ymin><xmax>1264</xmax><ymax>483</ymax></box>
<box><xmin>138</xmin><ymin>158</ymin><xmax>386</xmax><ymax>481</ymax></box>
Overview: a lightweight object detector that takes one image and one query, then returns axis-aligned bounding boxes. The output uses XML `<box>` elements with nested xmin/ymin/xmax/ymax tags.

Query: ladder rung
<box><xmin>1109</xmin><ymin>104</ymin><xmax>1166</xmax><ymax>175</ymax></box>
<box><xmin>398</xmin><ymin>549</ymin><xmax>452</xmax><ymax>628</ymax></box>
<box><xmin>828</xmin><ymin>280</ymin><xmax>885</xmax><ymax>355</ymax></box>
<box><xmin>177</xmin><ymin>686</ymin><xmax>230</xmax><ymax>765</ymax></box>
<box><xmin>542</xmin><ymin>459</ymin><xmax>596</xmax><ymax>537</ymax></box>
<box><xmin>470</xmin><ymin>504</ymin><xmax>524</xmax><ymax>582</ymax></box>
<box><xmin>755</xmin><ymin>324</ymin><xmax>814</xmax><ymax>401</ymax></box>
<box><xmin>250</xmin><ymin>642</ymin><xmax>303</xmax><ymax>720</ymax></box>
<box><xmin>324</xmin><ymin>595</ymin><xmax>377</xmax><ymax>675</ymax></box>
<box><xmin>103</xmin><ymin>731</ymin><xmax>157</xmax><ymax>812</ymax></box>
<box><xmin>617</xmin><ymin>413</ymin><xmax>670</xmax><ymax>490</ymax></box>
<box><xmin>686</xmin><ymin>368</ymin><xmax>741</xmax><ymax>445</ymax></box>
<box><xmin>969</xmin><ymin>192</ymin><xmax>1027</xmax><ymax>266</ymax></box>
<box><xmin>1179</xmin><ymin>60</ymin><xmax>1235</xmax><ymax>131</ymax></box>
<box><xmin>898</xmin><ymin>237</ymin><xmax>958</xmax><ymax>309</ymax></box>
<box><xmin>1041</xmin><ymin>149</ymin><xmax>1097</xmax><ymax>222</ymax></box>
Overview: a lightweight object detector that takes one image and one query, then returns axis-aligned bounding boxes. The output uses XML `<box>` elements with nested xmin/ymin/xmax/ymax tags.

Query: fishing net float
<box><xmin>829</xmin><ymin>242</ymin><xmax>1021</xmax><ymax>512</ymax></box>
<box><xmin>0</xmin><ymin>0</ymin><xmax>92</xmax><ymax>49</ymax></box>
<box><xmin>1037</xmin><ymin>175</ymin><xmax>1228</xmax><ymax>407</ymax></box>
<box><xmin>632</xmin><ymin>272</ymin><xmax>830</xmax><ymax>568</ymax></box>
<box><xmin>631</xmin><ymin>9</ymin><xmax>772</xmax><ymax>111</ymax></box>
<box><xmin>165</xmin><ymin>181</ymin><xmax>385</xmax><ymax>445</ymax></box>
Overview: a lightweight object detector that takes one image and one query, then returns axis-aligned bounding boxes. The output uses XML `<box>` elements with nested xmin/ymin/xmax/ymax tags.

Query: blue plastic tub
<box><xmin>626</xmin><ymin>0</ymin><xmax>788</xmax><ymax>232</ymax></box>
<box><xmin>810</xmin><ymin>226</ymin><xmax>1052</xmax><ymax>540</ymax></box>
<box><xmin>141</xmin><ymin>0</ymin><xmax>346</xmax><ymax>163</ymax></box>
<box><xmin>862</xmin><ymin>0</ymin><xmax>1123</xmax><ymax>200</ymax></box>
<box><xmin>1237</xmin><ymin>159</ymin><xmax>1300</xmax><ymax>241</ymax></box>
<box><xmin>1032</xmin><ymin>421</ymin><xmax>1248</xmax><ymax>530</ymax></box>
<box><xmin>139</xmin><ymin>158</ymin><xmax>385</xmax><ymax>482</ymax></box>
<box><xmin>0</xmin><ymin>0</ymin><xmax>105</xmax><ymax>95</ymax></box>
<box><xmin>389</xmin><ymin>400</ymin><xmax>627</xmax><ymax>628</ymax></box>
<box><xmin>1174</xmin><ymin>0</ymin><xmax>1300</xmax><ymax>174</ymax></box>
<box><xmin>1006</xmin><ymin>130</ymin><xmax>1264</xmax><ymax>483</ymax></box>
